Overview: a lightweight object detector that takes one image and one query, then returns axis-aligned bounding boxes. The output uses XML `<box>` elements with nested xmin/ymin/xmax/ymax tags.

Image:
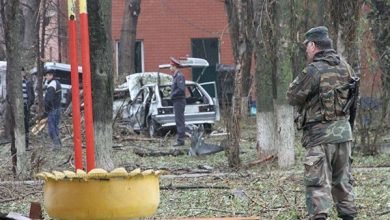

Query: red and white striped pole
<box><xmin>67</xmin><ymin>0</ymin><xmax>82</xmax><ymax>170</ymax></box>
<box><xmin>79</xmin><ymin>0</ymin><xmax>95</xmax><ymax>171</ymax></box>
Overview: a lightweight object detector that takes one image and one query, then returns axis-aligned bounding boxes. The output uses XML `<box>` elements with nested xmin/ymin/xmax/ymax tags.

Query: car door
<box><xmin>128</xmin><ymin>88</ymin><xmax>149</xmax><ymax>129</ymax></box>
<box><xmin>199</xmin><ymin>81</ymin><xmax>220</xmax><ymax>121</ymax></box>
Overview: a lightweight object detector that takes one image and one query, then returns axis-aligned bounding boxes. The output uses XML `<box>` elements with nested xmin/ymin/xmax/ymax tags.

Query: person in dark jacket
<box><xmin>287</xmin><ymin>26</ymin><xmax>357</xmax><ymax>220</ymax></box>
<box><xmin>44</xmin><ymin>71</ymin><xmax>62</xmax><ymax>149</ymax></box>
<box><xmin>22</xmin><ymin>68</ymin><xmax>35</xmax><ymax>150</ymax></box>
<box><xmin>170</xmin><ymin>57</ymin><xmax>186</xmax><ymax>146</ymax></box>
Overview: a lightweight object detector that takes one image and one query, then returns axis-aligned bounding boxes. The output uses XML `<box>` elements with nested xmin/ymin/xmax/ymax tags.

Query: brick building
<box><xmin>54</xmin><ymin>0</ymin><xmax>233</xmax><ymax>92</ymax></box>
<box><xmin>111</xmin><ymin>0</ymin><xmax>234</xmax><ymax>83</ymax></box>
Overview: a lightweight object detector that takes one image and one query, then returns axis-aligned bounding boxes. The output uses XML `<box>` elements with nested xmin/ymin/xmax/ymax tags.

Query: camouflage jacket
<box><xmin>287</xmin><ymin>49</ymin><xmax>353</xmax><ymax>148</ymax></box>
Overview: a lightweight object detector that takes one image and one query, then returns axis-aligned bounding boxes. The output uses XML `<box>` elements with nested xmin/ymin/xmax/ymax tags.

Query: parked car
<box><xmin>128</xmin><ymin>80</ymin><xmax>217</xmax><ymax>137</ymax></box>
<box><xmin>115</xmin><ymin>57</ymin><xmax>219</xmax><ymax>136</ymax></box>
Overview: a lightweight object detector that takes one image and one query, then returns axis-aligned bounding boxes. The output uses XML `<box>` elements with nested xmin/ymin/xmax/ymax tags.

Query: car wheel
<box><xmin>148</xmin><ymin>118</ymin><xmax>159</xmax><ymax>138</ymax></box>
<box><xmin>203</xmin><ymin>123</ymin><xmax>213</xmax><ymax>134</ymax></box>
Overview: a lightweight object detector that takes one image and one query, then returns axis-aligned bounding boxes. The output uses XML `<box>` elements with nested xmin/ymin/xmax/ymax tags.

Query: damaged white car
<box><xmin>114</xmin><ymin>57</ymin><xmax>219</xmax><ymax>137</ymax></box>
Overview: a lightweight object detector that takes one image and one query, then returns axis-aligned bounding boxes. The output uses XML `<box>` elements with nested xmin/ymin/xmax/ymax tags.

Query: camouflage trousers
<box><xmin>304</xmin><ymin>141</ymin><xmax>357</xmax><ymax>219</ymax></box>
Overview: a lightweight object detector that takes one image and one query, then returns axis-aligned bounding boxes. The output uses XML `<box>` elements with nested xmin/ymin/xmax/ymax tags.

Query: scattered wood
<box><xmin>123</xmin><ymin>136</ymin><xmax>158</xmax><ymax>142</ymax></box>
<box><xmin>167</xmin><ymin>168</ymin><xmax>213</xmax><ymax>175</ymax></box>
<box><xmin>243</xmin><ymin>155</ymin><xmax>276</xmax><ymax>168</ymax></box>
<box><xmin>159</xmin><ymin>130</ymin><xmax>172</xmax><ymax>147</ymax></box>
<box><xmin>175</xmin><ymin>218</ymin><xmax>258</xmax><ymax>220</ymax></box>
<box><xmin>0</xmin><ymin>191</ymin><xmax>41</xmax><ymax>203</ymax></box>
<box><xmin>198</xmin><ymin>165</ymin><xmax>213</xmax><ymax>170</ymax></box>
<box><xmin>0</xmin><ymin>180</ymin><xmax>43</xmax><ymax>186</ymax></box>
<box><xmin>161</xmin><ymin>184</ymin><xmax>230</xmax><ymax>190</ymax></box>
<box><xmin>180</xmin><ymin>208</ymin><xmax>246</xmax><ymax>216</ymax></box>
<box><xmin>379</xmin><ymin>210</ymin><xmax>390</xmax><ymax>216</ymax></box>
<box><xmin>58</xmin><ymin>154</ymin><xmax>73</xmax><ymax>166</ymax></box>
<box><xmin>209</xmin><ymin>132</ymin><xmax>229</xmax><ymax>137</ymax></box>
<box><xmin>112</xmin><ymin>143</ymin><xmax>124</xmax><ymax>149</ymax></box>
<box><xmin>133</xmin><ymin>147</ymin><xmax>187</xmax><ymax>157</ymax></box>
<box><xmin>162</xmin><ymin>173</ymin><xmax>238</xmax><ymax>179</ymax></box>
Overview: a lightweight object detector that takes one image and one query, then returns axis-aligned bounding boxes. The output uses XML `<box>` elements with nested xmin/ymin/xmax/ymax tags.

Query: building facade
<box><xmin>111</xmin><ymin>0</ymin><xmax>234</xmax><ymax>81</ymax></box>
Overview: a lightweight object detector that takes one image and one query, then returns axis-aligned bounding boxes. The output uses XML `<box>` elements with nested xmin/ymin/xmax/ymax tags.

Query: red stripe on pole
<box><xmin>68</xmin><ymin>17</ymin><xmax>83</xmax><ymax>170</ymax></box>
<box><xmin>80</xmin><ymin>12</ymin><xmax>95</xmax><ymax>171</ymax></box>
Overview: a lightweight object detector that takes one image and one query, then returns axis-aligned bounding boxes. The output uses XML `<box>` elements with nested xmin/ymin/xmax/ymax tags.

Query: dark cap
<box><xmin>303</xmin><ymin>26</ymin><xmax>329</xmax><ymax>44</ymax></box>
<box><xmin>170</xmin><ymin>57</ymin><xmax>182</xmax><ymax>67</ymax></box>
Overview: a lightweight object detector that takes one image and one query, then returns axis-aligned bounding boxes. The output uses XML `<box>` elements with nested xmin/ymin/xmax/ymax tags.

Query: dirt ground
<box><xmin>0</xmin><ymin>116</ymin><xmax>389</xmax><ymax>219</ymax></box>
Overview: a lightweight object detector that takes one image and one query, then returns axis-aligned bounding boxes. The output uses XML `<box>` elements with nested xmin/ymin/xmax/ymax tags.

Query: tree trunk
<box><xmin>368</xmin><ymin>0</ymin><xmax>390</xmax><ymax>154</ymax></box>
<box><xmin>240</xmin><ymin>0</ymin><xmax>254</xmax><ymax>119</ymax></box>
<box><xmin>0</xmin><ymin>17</ymin><xmax>6</xmax><ymax>60</ymax></box>
<box><xmin>88</xmin><ymin>0</ymin><xmax>114</xmax><ymax>170</ymax></box>
<box><xmin>225</xmin><ymin>0</ymin><xmax>253</xmax><ymax>119</ymax></box>
<box><xmin>1</xmin><ymin>0</ymin><xmax>29</xmax><ymax>178</ymax></box>
<box><xmin>21</xmin><ymin>0</ymin><xmax>40</xmax><ymax>68</ymax></box>
<box><xmin>327</xmin><ymin>0</ymin><xmax>361</xmax><ymax>72</ymax></box>
<box><xmin>302</xmin><ymin>0</ymin><xmax>328</xmax><ymax>29</ymax></box>
<box><xmin>291</xmin><ymin>0</ymin><xmax>306</xmax><ymax>79</ymax></box>
<box><xmin>36</xmin><ymin>0</ymin><xmax>47</xmax><ymax>114</ymax></box>
<box><xmin>118</xmin><ymin>0</ymin><xmax>141</xmax><ymax>83</ymax></box>
<box><xmin>273</xmin><ymin>0</ymin><xmax>295</xmax><ymax>168</ymax></box>
<box><xmin>225</xmin><ymin>0</ymin><xmax>252</xmax><ymax>168</ymax></box>
<box><xmin>253</xmin><ymin>0</ymin><xmax>277</xmax><ymax>160</ymax></box>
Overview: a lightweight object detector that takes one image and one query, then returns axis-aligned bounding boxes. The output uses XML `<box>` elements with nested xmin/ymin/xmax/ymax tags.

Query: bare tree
<box><xmin>225</xmin><ymin>0</ymin><xmax>254</xmax><ymax>119</ymax></box>
<box><xmin>273</xmin><ymin>0</ymin><xmax>295</xmax><ymax>168</ymax></box>
<box><xmin>1</xmin><ymin>0</ymin><xmax>29</xmax><ymax>178</ymax></box>
<box><xmin>253</xmin><ymin>0</ymin><xmax>277</xmax><ymax>160</ymax></box>
<box><xmin>88</xmin><ymin>0</ymin><xmax>114</xmax><ymax>170</ymax></box>
<box><xmin>0</xmin><ymin>17</ymin><xmax>6</xmax><ymax>60</ymax></box>
<box><xmin>223</xmin><ymin>0</ymin><xmax>253</xmax><ymax>168</ymax></box>
<box><xmin>20</xmin><ymin>0</ymin><xmax>40</xmax><ymax>68</ymax></box>
<box><xmin>367</xmin><ymin>0</ymin><xmax>390</xmax><ymax>154</ymax></box>
<box><xmin>326</xmin><ymin>0</ymin><xmax>361</xmax><ymax>69</ymax></box>
<box><xmin>118</xmin><ymin>0</ymin><xmax>141</xmax><ymax>83</ymax></box>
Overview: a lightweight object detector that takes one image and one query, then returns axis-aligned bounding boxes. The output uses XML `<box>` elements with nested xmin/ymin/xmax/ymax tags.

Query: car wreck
<box><xmin>114</xmin><ymin>57</ymin><xmax>219</xmax><ymax>137</ymax></box>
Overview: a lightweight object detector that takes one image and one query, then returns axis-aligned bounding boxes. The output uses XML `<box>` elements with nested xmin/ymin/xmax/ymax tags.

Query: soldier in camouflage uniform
<box><xmin>287</xmin><ymin>26</ymin><xmax>357</xmax><ymax>220</ymax></box>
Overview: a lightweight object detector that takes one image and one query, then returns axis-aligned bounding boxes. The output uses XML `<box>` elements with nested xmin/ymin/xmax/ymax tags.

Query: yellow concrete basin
<box><xmin>37</xmin><ymin>168</ymin><xmax>161</xmax><ymax>220</ymax></box>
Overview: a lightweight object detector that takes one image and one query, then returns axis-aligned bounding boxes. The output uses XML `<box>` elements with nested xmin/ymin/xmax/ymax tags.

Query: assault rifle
<box><xmin>342</xmin><ymin>76</ymin><xmax>360</xmax><ymax>131</ymax></box>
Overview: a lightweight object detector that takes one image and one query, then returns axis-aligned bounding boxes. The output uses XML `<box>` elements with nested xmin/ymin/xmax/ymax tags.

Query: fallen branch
<box><xmin>162</xmin><ymin>172</ymin><xmax>238</xmax><ymax>179</ymax></box>
<box><xmin>0</xmin><ymin>191</ymin><xmax>41</xmax><ymax>203</ymax></box>
<box><xmin>58</xmin><ymin>154</ymin><xmax>73</xmax><ymax>166</ymax></box>
<box><xmin>133</xmin><ymin>147</ymin><xmax>187</xmax><ymax>157</ymax></box>
<box><xmin>189</xmin><ymin>208</ymin><xmax>246</xmax><ymax>215</ymax></box>
<box><xmin>164</xmin><ymin>168</ymin><xmax>213</xmax><ymax>175</ymax></box>
<box><xmin>244</xmin><ymin>155</ymin><xmax>276</xmax><ymax>168</ymax></box>
<box><xmin>123</xmin><ymin>136</ymin><xmax>158</xmax><ymax>142</ymax></box>
<box><xmin>379</xmin><ymin>210</ymin><xmax>390</xmax><ymax>216</ymax></box>
<box><xmin>0</xmin><ymin>180</ymin><xmax>43</xmax><ymax>185</ymax></box>
<box><xmin>161</xmin><ymin>184</ymin><xmax>229</xmax><ymax>190</ymax></box>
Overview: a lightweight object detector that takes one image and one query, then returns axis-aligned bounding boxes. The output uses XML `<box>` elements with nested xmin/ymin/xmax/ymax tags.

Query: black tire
<box><xmin>203</xmin><ymin>123</ymin><xmax>213</xmax><ymax>134</ymax></box>
<box><xmin>148</xmin><ymin>118</ymin><xmax>160</xmax><ymax>138</ymax></box>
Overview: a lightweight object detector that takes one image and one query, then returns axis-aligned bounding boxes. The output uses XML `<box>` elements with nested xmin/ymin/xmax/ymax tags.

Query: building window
<box><xmin>115</xmin><ymin>40</ymin><xmax>144</xmax><ymax>75</ymax></box>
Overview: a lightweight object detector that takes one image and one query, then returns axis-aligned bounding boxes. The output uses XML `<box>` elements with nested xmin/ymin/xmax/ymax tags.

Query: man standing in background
<box><xmin>44</xmin><ymin>72</ymin><xmax>62</xmax><ymax>149</ymax></box>
<box><xmin>170</xmin><ymin>57</ymin><xmax>186</xmax><ymax>147</ymax></box>
<box><xmin>22</xmin><ymin>68</ymin><xmax>35</xmax><ymax>150</ymax></box>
